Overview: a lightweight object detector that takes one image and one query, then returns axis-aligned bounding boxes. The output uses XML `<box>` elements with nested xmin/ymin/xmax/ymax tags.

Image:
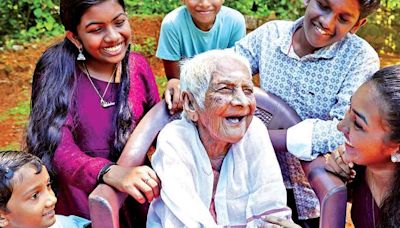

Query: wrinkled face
<box><xmin>3</xmin><ymin>165</ymin><xmax>57</xmax><ymax>228</ymax></box>
<box><xmin>338</xmin><ymin>83</ymin><xmax>398</xmax><ymax>166</ymax></box>
<box><xmin>303</xmin><ymin>0</ymin><xmax>363</xmax><ymax>48</ymax></box>
<box><xmin>196</xmin><ymin>59</ymin><xmax>256</xmax><ymax>145</ymax></box>
<box><xmin>183</xmin><ymin>0</ymin><xmax>224</xmax><ymax>31</ymax></box>
<box><xmin>75</xmin><ymin>0</ymin><xmax>131</xmax><ymax>66</ymax></box>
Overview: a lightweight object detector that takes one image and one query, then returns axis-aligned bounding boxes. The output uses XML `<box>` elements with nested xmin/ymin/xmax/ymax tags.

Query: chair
<box><xmin>89</xmin><ymin>88</ymin><xmax>347</xmax><ymax>228</ymax></box>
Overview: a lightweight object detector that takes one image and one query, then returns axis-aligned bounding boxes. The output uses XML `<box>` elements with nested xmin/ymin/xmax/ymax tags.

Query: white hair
<box><xmin>180</xmin><ymin>49</ymin><xmax>252</xmax><ymax>119</ymax></box>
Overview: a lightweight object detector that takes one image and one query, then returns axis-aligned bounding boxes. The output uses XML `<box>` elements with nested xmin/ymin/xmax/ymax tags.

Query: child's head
<box><xmin>0</xmin><ymin>151</ymin><xmax>57</xmax><ymax>228</ymax></box>
<box><xmin>61</xmin><ymin>0</ymin><xmax>131</xmax><ymax>65</ymax></box>
<box><xmin>337</xmin><ymin>65</ymin><xmax>400</xmax><ymax>166</ymax></box>
<box><xmin>302</xmin><ymin>0</ymin><xmax>380</xmax><ymax>49</ymax></box>
<box><xmin>182</xmin><ymin>0</ymin><xmax>224</xmax><ymax>31</ymax></box>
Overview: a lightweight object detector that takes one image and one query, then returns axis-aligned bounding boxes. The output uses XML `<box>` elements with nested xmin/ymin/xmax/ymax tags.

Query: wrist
<box><xmin>97</xmin><ymin>162</ymin><xmax>116</xmax><ymax>185</ymax></box>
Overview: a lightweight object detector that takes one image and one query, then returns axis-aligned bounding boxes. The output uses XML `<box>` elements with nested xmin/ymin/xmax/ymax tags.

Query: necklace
<box><xmin>82</xmin><ymin>62</ymin><xmax>117</xmax><ymax>108</ymax></box>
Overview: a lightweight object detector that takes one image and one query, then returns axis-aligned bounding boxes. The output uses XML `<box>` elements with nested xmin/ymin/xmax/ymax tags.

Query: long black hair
<box><xmin>26</xmin><ymin>0</ymin><xmax>133</xmax><ymax>173</ymax></box>
<box><xmin>367</xmin><ymin>65</ymin><xmax>400</xmax><ymax>227</ymax></box>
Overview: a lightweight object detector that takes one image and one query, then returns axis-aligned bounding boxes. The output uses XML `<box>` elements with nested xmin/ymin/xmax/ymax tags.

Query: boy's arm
<box><xmin>163</xmin><ymin>59</ymin><xmax>180</xmax><ymax>80</ymax></box>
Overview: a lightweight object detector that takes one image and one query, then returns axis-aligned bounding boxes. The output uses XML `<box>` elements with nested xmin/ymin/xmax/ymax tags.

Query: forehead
<box><xmin>12</xmin><ymin>165</ymin><xmax>47</xmax><ymax>189</ymax></box>
<box><xmin>211</xmin><ymin>59</ymin><xmax>251</xmax><ymax>83</ymax></box>
<box><xmin>80</xmin><ymin>0</ymin><xmax>124</xmax><ymax>21</ymax></box>
<box><xmin>352</xmin><ymin>83</ymin><xmax>387</xmax><ymax>126</ymax></box>
<box><xmin>316</xmin><ymin>0</ymin><xmax>360</xmax><ymax>16</ymax></box>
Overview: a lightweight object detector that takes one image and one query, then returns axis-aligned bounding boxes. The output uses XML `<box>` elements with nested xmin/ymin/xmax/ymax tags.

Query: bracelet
<box><xmin>97</xmin><ymin>162</ymin><xmax>116</xmax><ymax>185</ymax></box>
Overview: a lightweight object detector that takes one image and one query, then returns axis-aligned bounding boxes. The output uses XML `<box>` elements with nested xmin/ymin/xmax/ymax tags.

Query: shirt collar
<box><xmin>280</xmin><ymin>16</ymin><xmax>346</xmax><ymax>60</ymax></box>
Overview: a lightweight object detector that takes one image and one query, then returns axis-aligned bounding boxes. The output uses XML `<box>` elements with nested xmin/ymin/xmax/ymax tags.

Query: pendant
<box><xmin>101</xmin><ymin>99</ymin><xmax>115</xmax><ymax>108</ymax></box>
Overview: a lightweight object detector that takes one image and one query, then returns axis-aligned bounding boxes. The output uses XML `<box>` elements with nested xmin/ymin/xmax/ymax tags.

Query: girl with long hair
<box><xmin>26</xmin><ymin>0</ymin><xmax>160</xmax><ymax>225</ymax></box>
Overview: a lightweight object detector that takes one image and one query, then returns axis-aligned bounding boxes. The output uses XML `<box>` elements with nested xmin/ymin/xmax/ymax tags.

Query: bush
<box><xmin>0</xmin><ymin>0</ymin><xmax>63</xmax><ymax>47</ymax></box>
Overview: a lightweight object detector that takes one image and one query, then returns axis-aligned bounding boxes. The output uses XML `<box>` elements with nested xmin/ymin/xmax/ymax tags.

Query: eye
<box><xmin>316</xmin><ymin>0</ymin><xmax>329</xmax><ymax>10</ymax></box>
<box><xmin>353</xmin><ymin>120</ymin><xmax>363</xmax><ymax>130</ymax></box>
<box><xmin>218</xmin><ymin>87</ymin><xmax>233</xmax><ymax>93</ymax></box>
<box><xmin>338</xmin><ymin>16</ymin><xmax>349</xmax><ymax>23</ymax></box>
<box><xmin>30</xmin><ymin>192</ymin><xmax>39</xmax><ymax>200</ymax></box>
<box><xmin>88</xmin><ymin>27</ymin><xmax>103</xmax><ymax>33</ymax></box>
<box><xmin>243</xmin><ymin>87</ymin><xmax>253</xmax><ymax>95</ymax></box>
<box><xmin>115</xmin><ymin>19</ymin><xmax>126</xmax><ymax>27</ymax></box>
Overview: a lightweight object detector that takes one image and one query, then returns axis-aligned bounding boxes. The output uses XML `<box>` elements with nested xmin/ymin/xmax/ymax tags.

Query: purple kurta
<box><xmin>54</xmin><ymin>53</ymin><xmax>160</xmax><ymax>219</ymax></box>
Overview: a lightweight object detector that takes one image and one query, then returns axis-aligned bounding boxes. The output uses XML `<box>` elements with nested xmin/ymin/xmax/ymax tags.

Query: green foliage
<box><xmin>0</xmin><ymin>0</ymin><xmax>63</xmax><ymax>47</ymax></box>
<box><xmin>125</xmin><ymin>0</ymin><xmax>180</xmax><ymax>15</ymax></box>
<box><xmin>132</xmin><ymin>37</ymin><xmax>157</xmax><ymax>56</ymax></box>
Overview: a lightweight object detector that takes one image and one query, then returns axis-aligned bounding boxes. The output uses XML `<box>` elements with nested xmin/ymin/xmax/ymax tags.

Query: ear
<box><xmin>66</xmin><ymin>31</ymin><xmax>82</xmax><ymax>50</ymax></box>
<box><xmin>349</xmin><ymin>18</ymin><xmax>367</xmax><ymax>34</ymax></box>
<box><xmin>0</xmin><ymin>211</ymin><xmax>9</xmax><ymax>227</ymax></box>
<box><xmin>182</xmin><ymin>91</ymin><xmax>199</xmax><ymax>122</ymax></box>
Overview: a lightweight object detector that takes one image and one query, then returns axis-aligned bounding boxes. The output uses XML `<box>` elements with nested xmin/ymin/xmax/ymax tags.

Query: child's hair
<box><xmin>0</xmin><ymin>151</ymin><xmax>43</xmax><ymax>212</ymax></box>
<box><xmin>26</xmin><ymin>0</ymin><xmax>134</xmax><ymax>173</ymax></box>
<box><xmin>368</xmin><ymin>65</ymin><xmax>400</xmax><ymax>228</ymax></box>
<box><xmin>359</xmin><ymin>0</ymin><xmax>380</xmax><ymax>19</ymax></box>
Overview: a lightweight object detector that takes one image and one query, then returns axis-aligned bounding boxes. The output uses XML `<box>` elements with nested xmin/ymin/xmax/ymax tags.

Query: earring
<box><xmin>77</xmin><ymin>48</ymin><xmax>86</xmax><ymax>61</ymax></box>
<box><xmin>391</xmin><ymin>153</ymin><xmax>399</xmax><ymax>163</ymax></box>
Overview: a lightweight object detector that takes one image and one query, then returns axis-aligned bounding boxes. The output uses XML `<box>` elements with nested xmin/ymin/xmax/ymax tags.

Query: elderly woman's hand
<box><xmin>164</xmin><ymin>78</ymin><xmax>182</xmax><ymax>115</ymax></box>
<box><xmin>259</xmin><ymin>215</ymin><xmax>301</xmax><ymax>228</ymax></box>
<box><xmin>325</xmin><ymin>145</ymin><xmax>356</xmax><ymax>181</ymax></box>
<box><xmin>103</xmin><ymin>165</ymin><xmax>160</xmax><ymax>204</ymax></box>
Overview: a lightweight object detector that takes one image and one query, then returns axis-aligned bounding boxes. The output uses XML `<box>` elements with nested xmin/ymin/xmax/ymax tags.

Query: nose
<box><xmin>320</xmin><ymin>13</ymin><xmax>335</xmax><ymax>31</ymax></box>
<box><xmin>45</xmin><ymin>189</ymin><xmax>57</xmax><ymax>207</ymax></box>
<box><xmin>104</xmin><ymin>27</ymin><xmax>120</xmax><ymax>43</ymax></box>
<box><xmin>198</xmin><ymin>0</ymin><xmax>211</xmax><ymax>7</ymax></box>
<box><xmin>231</xmin><ymin>89</ymin><xmax>250</xmax><ymax>107</ymax></box>
<box><xmin>337</xmin><ymin>111</ymin><xmax>350</xmax><ymax>133</ymax></box>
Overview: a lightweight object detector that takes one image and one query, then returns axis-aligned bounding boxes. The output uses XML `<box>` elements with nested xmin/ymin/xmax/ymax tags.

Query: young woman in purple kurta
<box><xmin>26</xmin><ymin>0</ymin><xmax>160</xmax><ymax>225</ymax></box>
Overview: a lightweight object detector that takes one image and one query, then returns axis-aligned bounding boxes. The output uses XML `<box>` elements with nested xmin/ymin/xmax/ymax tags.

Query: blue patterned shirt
<box><xmin>234</xmin><ymin>17</ymin><xmax>379</xmax><ymax>219</ymax></box>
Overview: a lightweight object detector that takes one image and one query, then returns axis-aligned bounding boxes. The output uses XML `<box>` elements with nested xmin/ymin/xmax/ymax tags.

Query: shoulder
<box><xmin>341</xmin><ymin>34</ymin><xmax>378</xmax><ymax>59</ymax></box>
<box><xmin>53</xmin><ymin>215</ymin><xmax>90</xmax><ymax>228</ymax></box>
<box><xmin>128</xmin><ymin>52</ymin><xmax>151</xmax><ymax>72</ymax></box>
<box><xmin>251</xmin><ymin>19</ymin><xmax>293</xmax><ymax>37</ymax></box>
<box><xmin>161</xmin><ymin>6</ymin><xmax>187</xmax><ymax>27</ymax></box>
<box><xmin>158</xmin><ymin>118</ymin><xmax>193</xmax><ymax>141</ymax></box>
<box><xmin>219</xmin><ymin>6</ymin><xmax>244</xmax><ymax>19</ymax></box>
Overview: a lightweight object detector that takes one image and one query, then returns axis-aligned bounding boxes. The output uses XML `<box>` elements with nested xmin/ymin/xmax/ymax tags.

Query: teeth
<box><xmin>226</xmin><ymin>117</ymin><xmax>241</xmax><ymax>124</ymax></box>
<box><xmin>344</xmin><ymin>137</ymin><xmax>353</xmax><ymax>147</ymax></box>
<box><xmin>104</xmin><ymin>43</ymin><xmax>122</xmax><ymax>53</ymax></box>
<box><xmin>315</xmin><ymin>25</ymin><xmax>328</xmax><ymax>35</ymax></box>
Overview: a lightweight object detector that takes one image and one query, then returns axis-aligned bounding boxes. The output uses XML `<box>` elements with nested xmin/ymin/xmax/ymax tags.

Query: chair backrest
<box><xmin>89</xmin><ymin>88</ymin><xmax>347</xmax><ymax>228</ymax></box>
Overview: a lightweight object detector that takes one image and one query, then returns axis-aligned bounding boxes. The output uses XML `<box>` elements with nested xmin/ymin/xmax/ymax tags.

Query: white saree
<box><xmin>147</xmin><ymin>117</ymin><xmax>292</xmax><ymax>227</ymax></box>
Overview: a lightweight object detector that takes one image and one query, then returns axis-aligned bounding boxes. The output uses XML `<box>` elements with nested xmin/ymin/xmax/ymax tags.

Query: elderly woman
<box><xmin>147</xmin><ymin>50</ymin><xmax>292</xmax><ymax>227</ymax></box>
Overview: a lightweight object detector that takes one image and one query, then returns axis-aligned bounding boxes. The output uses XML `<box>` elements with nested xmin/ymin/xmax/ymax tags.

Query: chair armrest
<box><xmin>89</xmin><ymin>184</ymin><xmax>128</xmax><ymax>228</ymax></box>
<box><xmin>301</xmin><ymin>156</ymin><xmax>347</xmax><ymax>228</ymax></box>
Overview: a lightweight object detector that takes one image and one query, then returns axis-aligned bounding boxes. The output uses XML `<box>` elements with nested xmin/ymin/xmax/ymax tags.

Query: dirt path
<box><xmin>0</xmin><ymin>15</ymin><xmax>400</xmax><ymax>149</ymax></box>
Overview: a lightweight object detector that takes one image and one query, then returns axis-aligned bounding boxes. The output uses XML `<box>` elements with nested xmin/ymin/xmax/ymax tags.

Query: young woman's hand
<box><xmin>260</xmin><ymin>215</ymin><xmax>301</xmax><ymax>228</ymax></box>
<box><xmin>103</xmin><ymin>165</ymin><xmax>160</xmax><ymax>204</ymax></box>
<box><xmin>325</xmin><ymin>145</ymin><xmax>356</xmax><ymax>180</ymax></box>
<box><xmin>164</xmin><ymin>78</ymin><xmax>182</xmax><ymax>114</ymax></box>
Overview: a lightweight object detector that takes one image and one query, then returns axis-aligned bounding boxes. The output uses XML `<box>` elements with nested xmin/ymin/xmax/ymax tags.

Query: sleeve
<box><xmin>233</xmin><ymin>23</ymin><xmax>270</xmax><ymax>75</ymax></box>
<box><xmin>245</xmin><ymin>118</ymin><xmax>292</xmax><ymax>226</ymax></box>
<box><xmin>135</xmin><ymin>53</ymin><xmax>160</xmax><ymax>108</ymax></box>
<box><xmin>150</xmin><ymin>129</ymin><xmax>218</xmax><ymax>227</ymax></box>
<box><xmin>287</xmin><ymin>46</ymin><xmax>379</xmax><ymax>160</ymax></box>
<box><xmin>227</xmin><ymin>11</ymin><xmax>246</xmax><ymax>47</ymax></box>
<box><xmin>53</xmin><ymin>113</ymin><xmax>112</xmax><ymax>194</ymax></box>
<box><xmin>156</xmin><ymin>16</ymin><xmax>182</xmax><ymax>61</ymax></box>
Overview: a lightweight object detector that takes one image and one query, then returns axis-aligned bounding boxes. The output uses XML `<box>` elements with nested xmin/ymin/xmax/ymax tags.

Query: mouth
<box><xmin>343</xmin><ymin>135</ymin><xmax>354</xmax><ymax>148</ymax></box>
<box><xmin>225</xmin><ymin>115</ymin><xmax>245</xmax><ymax>125</ymax></box>
<box><xmin>197</xmin><ymin>10</ymin><xmax>213</xmax><ymax>15</ymax></box>
<box><xmin>313</xmin><ymin>23</ymin><xmax>332</xmax><ymax>36</ymax></box>
<box><xmin>103</xmin><ymin>43</ymin><xmax>123</xmax><ymax>55</ymax></box>
<box><xmin>43</xmin><ymin>209</ymin><xmax>55</xmax><ymax>217</ymax></box>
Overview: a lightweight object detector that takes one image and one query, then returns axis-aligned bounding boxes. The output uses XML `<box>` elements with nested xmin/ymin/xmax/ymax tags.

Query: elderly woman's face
<box><xmin>196</xmin><ymin>60</ymin><xmax>256</xmax><ymax>144</ymax></box>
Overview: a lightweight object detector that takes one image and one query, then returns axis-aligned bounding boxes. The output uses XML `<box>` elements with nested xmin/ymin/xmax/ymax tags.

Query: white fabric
<box><xmin>286</xmin><ymin>119</ymin><xmax>318</xmax><ymax>161</ymax></box>
<box><xmin>50</xmin><ymin>215</ymin><xmax>90</xmax><ymax>228</ymax></box>
<box><xmin>147</xmin><ymin>117</ymin><xmax>291</xmax><ymax>227</ymax></box>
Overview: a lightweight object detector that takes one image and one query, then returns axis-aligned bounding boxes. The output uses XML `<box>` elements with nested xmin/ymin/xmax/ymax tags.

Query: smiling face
<box><xmin>302</xmin><ymin>0</ymin><xmax>365</xmax><ymax>49</ymax></box>
<box><xmin>183</xmin><ymin>0</ymin><xmax>224</xmax><ymax>31</ymax></box>
<box><xmin>70</xmin><ymin>0</ymin><xmax>131</xmax><ymax>67</ymax></box>
<box><xmin>338</xmin><ymin>83</ymin><xmax>399</xmax><ymax>167</ymax></box>
<box><xmin>195</xmin><ymin>59</ymin><xmax>256</xmax><ymax>146</ymax></box>
<box><xmin>2</xmin><ymin>165</ymin><xmax>57</xmax><ymax>228</ymax></box>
